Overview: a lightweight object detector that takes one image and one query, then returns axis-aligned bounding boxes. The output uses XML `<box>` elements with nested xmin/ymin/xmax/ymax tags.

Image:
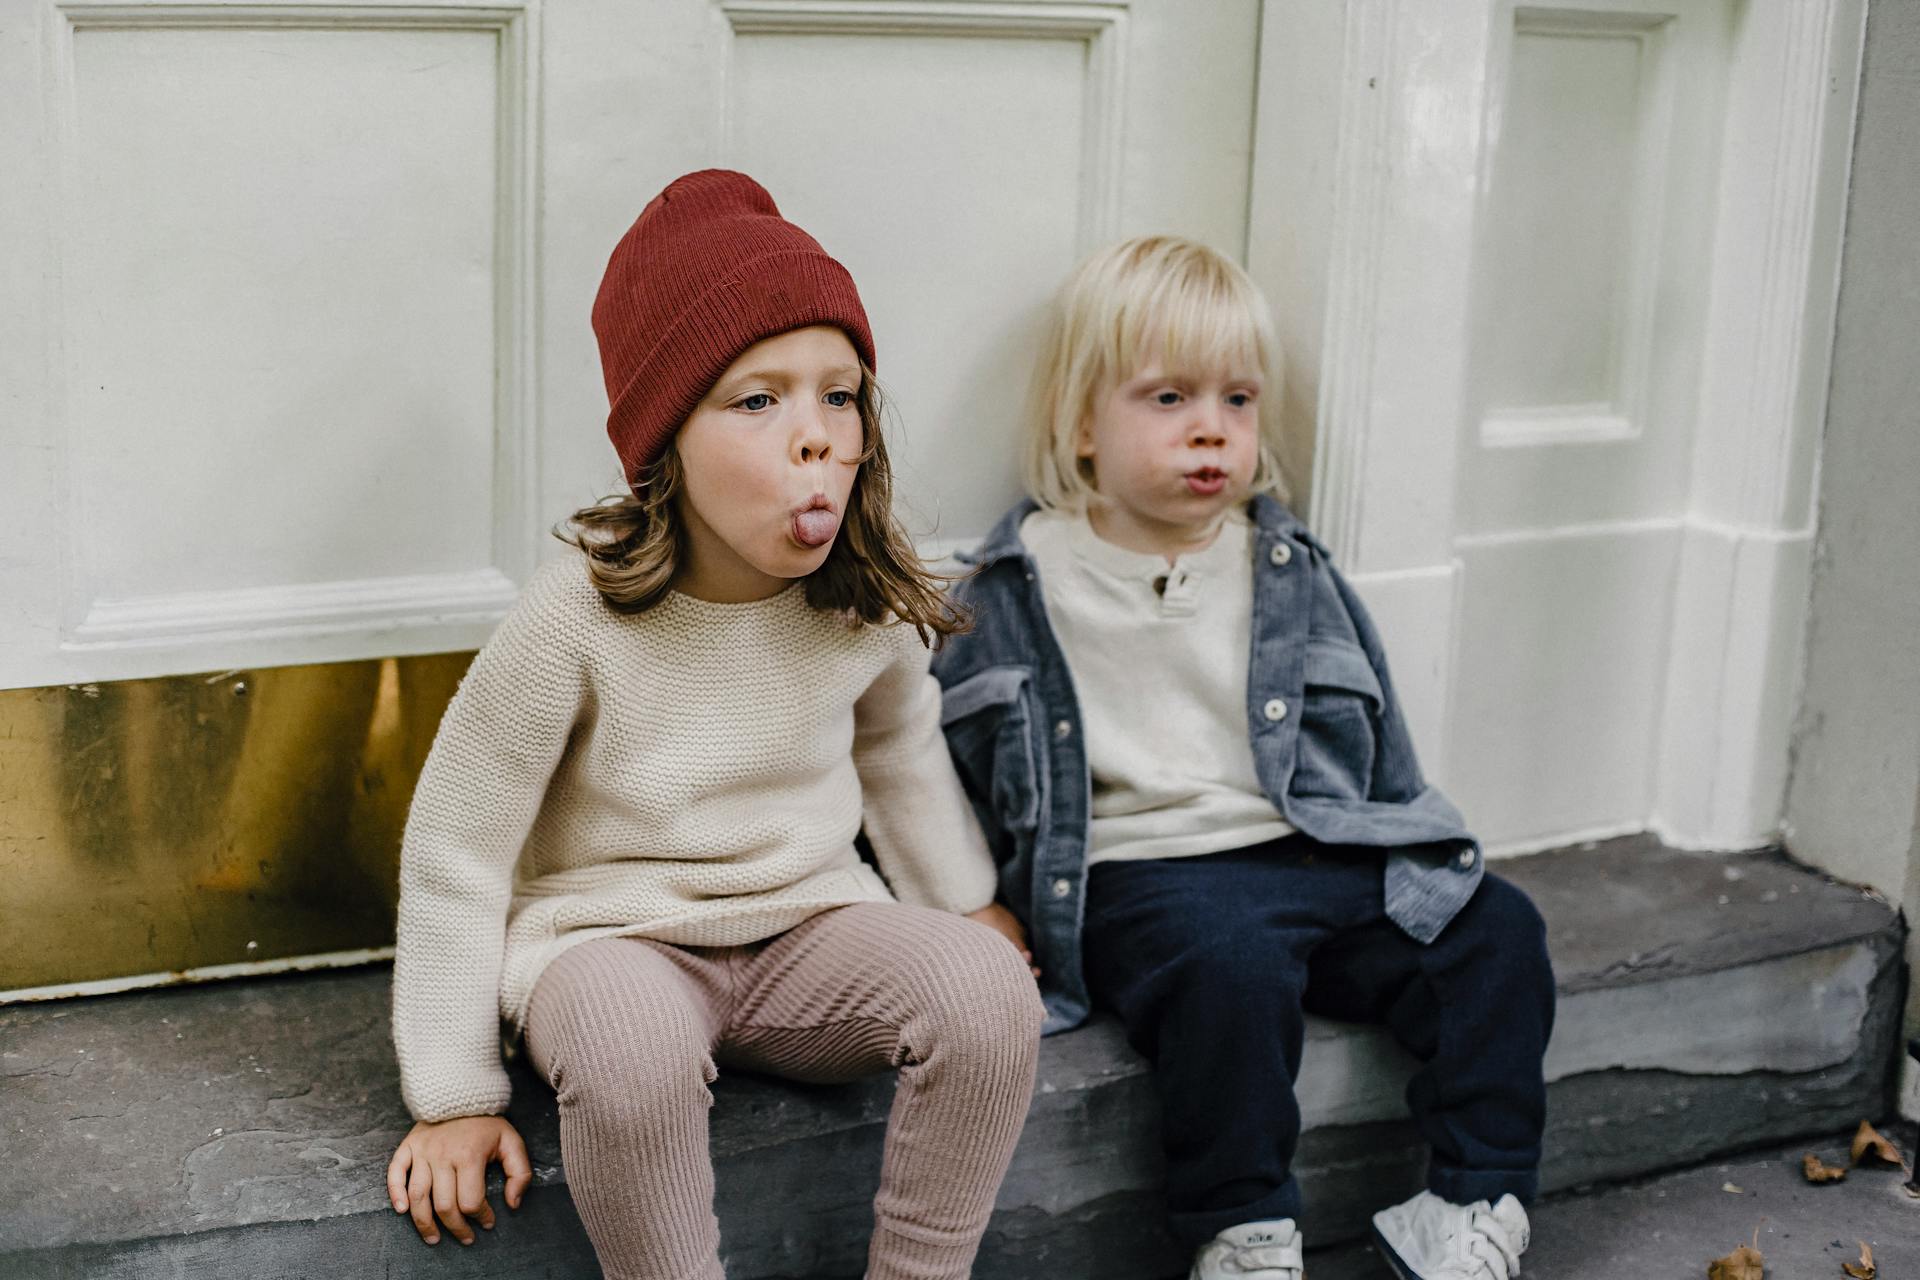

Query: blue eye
<box><xmin>825</xmin><ymin>390</ymin><xmax>855</xmax><ymax>408</ymax></box>
<box><xmin>1155</xmin><ymin>390</ymin><xmax>1183</xmax><ymax>407</ymax></box>
<box><xmin>1227</xmin><ymin>392</ymin><xmax>1254</xmax><ymax>408</ymax></box>
<box><xmin>738</xmin><ymin>393</ymin><xmax>773</xmax><ymax>412</ymax></box>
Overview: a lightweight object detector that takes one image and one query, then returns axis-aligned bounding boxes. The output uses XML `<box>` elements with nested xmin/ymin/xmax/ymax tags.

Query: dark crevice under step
<box><xmin>1</xmin><ymin>836</ymin><xmax>1903</xmax><ymax>1279</ymax></box>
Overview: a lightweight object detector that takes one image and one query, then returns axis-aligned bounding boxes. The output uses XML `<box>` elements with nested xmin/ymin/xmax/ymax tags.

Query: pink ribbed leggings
<box><xmin>523</xmin><ymin>902</ymin><xmax>1045</xmax><ymax>1280</ymax></box>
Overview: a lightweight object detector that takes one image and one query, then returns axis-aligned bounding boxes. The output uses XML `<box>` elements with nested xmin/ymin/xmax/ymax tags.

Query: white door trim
<box><xmin>1653</xmin><ymin>0</ymin><xmax>1865</xmax><ymax>848</ymax></box>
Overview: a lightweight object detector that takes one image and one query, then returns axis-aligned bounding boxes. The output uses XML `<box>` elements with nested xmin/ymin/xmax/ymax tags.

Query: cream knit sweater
<box><xmin>392</xmin><ymin>554</ymin><xmax>998</xmax><ymax>1123</ymax></box>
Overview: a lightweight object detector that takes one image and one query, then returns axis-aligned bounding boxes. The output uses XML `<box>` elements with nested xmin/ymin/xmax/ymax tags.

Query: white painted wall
<box><xmin>1788</xmin><ymin>0</ymin><xmax>1920</xmax><ymax>904</ymax></box>
<box><xmin>1780</xmin><ymin>0</ymin><xmax>1920</xmax><ymax>1118</ymax></box>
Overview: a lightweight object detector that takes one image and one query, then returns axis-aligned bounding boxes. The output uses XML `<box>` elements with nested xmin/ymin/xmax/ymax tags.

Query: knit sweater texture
<box><xmin>392</xmin><ymin>554</ymin><xmax>998</xmax><ymax>1122</ymax></box>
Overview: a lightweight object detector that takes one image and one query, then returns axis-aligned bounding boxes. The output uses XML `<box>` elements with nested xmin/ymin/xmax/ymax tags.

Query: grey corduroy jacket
<box><xmin>931</xmin><ymin>495</ymin><xmax>1484</xmax><ymax>1033</ymax></box>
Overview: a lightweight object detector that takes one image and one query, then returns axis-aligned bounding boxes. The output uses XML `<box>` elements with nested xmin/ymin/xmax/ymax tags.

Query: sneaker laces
<box><xmin>1449</xmin><ymin>1203</ymin><xmax>1520</xmax><ymax>1280</ymax></box>
<box><xmin>1225</xmin><ymin>1243</ymin><xmax>1302</xmax><ymax>1274</ymax></box>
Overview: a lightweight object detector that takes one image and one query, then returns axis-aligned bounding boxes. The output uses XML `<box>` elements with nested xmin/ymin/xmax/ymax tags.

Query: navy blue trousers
<box><xmin>1080</xmin><ymin>835</ymin><xmax>1555</xmax><ymax>1249</ymax></box>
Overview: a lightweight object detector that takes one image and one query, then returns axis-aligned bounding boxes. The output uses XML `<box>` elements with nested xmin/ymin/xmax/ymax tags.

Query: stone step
<box><xmin>0</xmin><ymin>838</ymin><xmax>1902</xmax><ymax>1279</ymax></box>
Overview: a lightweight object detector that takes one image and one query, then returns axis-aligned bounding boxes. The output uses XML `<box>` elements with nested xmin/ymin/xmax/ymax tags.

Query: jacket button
<box><xmin>1269</xmin><ymin>542</ymin><xmax>1293</xmax><ymax>566</ymax></box>
<box><xmin>1457</xmin><ymin>848</ymin><xmax>1476</xmax><ymax>869</ymax></box>
<box><xmin>1263</xmin><ymin>698</ymin><xmax>1288</xmax><ymax>722</ymax></box>
<box><xmin>1054</xmin><ymin>719</ymin><xmax>1073</xmax><ymax>741</ymax></box>
<box><xmin>1051</xmin><ymin>877</ymin><xmax>1073</xmax><ymax>899</ymax></box>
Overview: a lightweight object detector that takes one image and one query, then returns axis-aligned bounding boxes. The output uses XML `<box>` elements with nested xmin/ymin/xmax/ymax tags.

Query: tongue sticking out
<box><xmin>793</xmin><ymin>508</ymin><xmax>840</xmax><ymax>548</ymax></box>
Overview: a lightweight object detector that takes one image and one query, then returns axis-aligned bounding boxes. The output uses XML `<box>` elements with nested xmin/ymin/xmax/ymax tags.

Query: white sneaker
<box><xmin>1370</xmin><ymin>1190</ymin><xmax>1529</xmax><ymax>1280</ymax></box>
<box><xmin>1189</xmin><ymin>1217</ymin><xmax>1305</xmax><ymax>1279</ymax></box>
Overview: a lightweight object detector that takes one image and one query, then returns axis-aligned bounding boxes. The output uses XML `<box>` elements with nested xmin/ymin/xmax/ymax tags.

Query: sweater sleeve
<box><xmin>853</xmin><ymin>625</ymin><xmax>999</xmax><ymax>915</ymax></box>
<box><xmin>391</xmin><ymin>560</ymin><xmax>592</xmax><ymax>1122</ymax></box>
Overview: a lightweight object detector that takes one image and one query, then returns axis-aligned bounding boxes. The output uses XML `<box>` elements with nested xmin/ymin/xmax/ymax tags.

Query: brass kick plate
<box><xmin>0</xmin><ymin>654</ymin><xmax>473</xmax><ymax>998</ymax></box>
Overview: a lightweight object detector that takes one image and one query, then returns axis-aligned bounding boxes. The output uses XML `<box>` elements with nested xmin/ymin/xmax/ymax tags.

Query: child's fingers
<box><xmin>498</xmin><ymin>1128</ymin><xmax>533</xmax><ymax>1210</ymax></box>
<box><xmin>430</xmin><ymin>1161</ymin><xmax>475</xmax><ymax>1245</ymax></box>
<box><xmin>387</xmin><ymin>1143</ymin><xmax>413</xmax><ymax>1213</ymax></box>
<box><xmin>407</xmin><ymin>1161</ymin><xmax>439</xmax><ymax>1244</ymax></box>
<box><xmin>454</xmin><ymin>1157</ymin><xmax>492</xmax><ymax>1231</ymax></box>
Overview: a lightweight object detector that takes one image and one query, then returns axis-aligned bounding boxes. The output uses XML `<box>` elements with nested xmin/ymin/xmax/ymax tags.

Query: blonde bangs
<box><xmin>1024</xmin><ymin>236</ymin><xmax>1288</xmax><ymax>514</ymax></box>
<box><xmin>1111</xmin><ymin>250</ymin><xmax>1271</xmax><ymax>388</ymax></box>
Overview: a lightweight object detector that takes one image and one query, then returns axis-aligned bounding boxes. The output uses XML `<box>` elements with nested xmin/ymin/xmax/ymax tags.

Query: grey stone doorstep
<box><xmin>0</xmin><ymin>839</ymin><xmax>1903</xmax><ymax>1279</ymax></box>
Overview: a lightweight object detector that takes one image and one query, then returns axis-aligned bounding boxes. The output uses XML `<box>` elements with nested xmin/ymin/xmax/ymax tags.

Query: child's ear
<box><xmin>1074</xmin><ymin>417</ymin><xmax>1096</xmax><ymax>459</ymax></box>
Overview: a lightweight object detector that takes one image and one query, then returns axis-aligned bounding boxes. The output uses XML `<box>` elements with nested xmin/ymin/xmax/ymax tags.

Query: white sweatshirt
<box><xmin>1021</xmin><ymin>507</ymin><xmax>1296</xmax><ymax>864</ymax></box>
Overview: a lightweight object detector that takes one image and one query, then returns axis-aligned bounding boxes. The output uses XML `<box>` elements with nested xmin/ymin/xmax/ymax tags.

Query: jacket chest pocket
<box><xmin>1289</xmin><ymin>638</ymin><xmax>1383</xmax><ymax>801</ymax></box>
<box><xmin>940</xmin><ymin>665</ymin><xmax>1045</xmax><ymax>836</ymax></box>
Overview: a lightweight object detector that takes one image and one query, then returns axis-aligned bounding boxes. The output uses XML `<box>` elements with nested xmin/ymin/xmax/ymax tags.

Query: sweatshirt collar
<box><xmin>961</xmin><ymin>493</ymin><xmax>1305</xmax><ymax>568</ymax></box>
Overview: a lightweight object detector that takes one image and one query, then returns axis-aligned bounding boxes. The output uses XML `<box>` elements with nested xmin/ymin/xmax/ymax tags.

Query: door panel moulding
<box><xmin>22</xmin><ymin>0</ymin><xmax>543</xmax><ymax>690</ymax></box>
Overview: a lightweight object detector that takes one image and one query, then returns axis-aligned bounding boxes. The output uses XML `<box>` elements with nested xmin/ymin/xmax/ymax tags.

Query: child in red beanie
<box><xmin>383</xmin><ymin>169</ymin><xmax>1044</xmax><ymax>1280</ymax></box>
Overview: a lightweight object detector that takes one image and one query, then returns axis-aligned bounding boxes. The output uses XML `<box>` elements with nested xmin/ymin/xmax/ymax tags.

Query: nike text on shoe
<box><xmin>1189</xmin><ymin>1217</ymin><xmax>1305</xmax><ymax>1280</ymax></box>
<box><xmin>1370</xmin><ymin>1190</ymin><xmax>1529</xmax><ymax>1280</ymax></box>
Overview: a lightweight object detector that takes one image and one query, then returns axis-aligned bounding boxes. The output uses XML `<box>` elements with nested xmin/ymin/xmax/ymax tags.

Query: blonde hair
<box><xmin>559</xmin><ymin>373</ymin><xmax>968</xmax><ymax>643</ymax></box>
<box><xmin>1023</xmin><ymin>235</ymin><xmax>1289</xmax><ymax>513</ymax></box>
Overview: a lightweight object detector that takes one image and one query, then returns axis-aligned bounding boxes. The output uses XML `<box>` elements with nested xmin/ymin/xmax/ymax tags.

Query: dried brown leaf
<box><xmin>1803</xmin><ymin>1152</ymin><xmax>1848</xmax><ymax>1183</ymax></box>
<box><xmin>1842</xmin><ymin>1239</ymin><xmax>1875</xmax><ymax>1279</ymax></box>
<box><xmin>1850</xmin><ymin>1121</ymin><xmax>1903</xmax><ymax>1169</ymax></box>
<box><xmin>1708</xmin><ymin>1243</ymin><xmax>1764</xmax><ymax>1280</ymax></box>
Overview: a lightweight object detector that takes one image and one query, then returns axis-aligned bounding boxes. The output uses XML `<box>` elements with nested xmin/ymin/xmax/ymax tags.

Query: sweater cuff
<box><xmin>402</xmin><ymin>1067</ymin><xmax>513</xmax><ymax>1125</ymax></box>
<box><xmin>889</xmin><ymin>832</ymin><xmax>998</xmax><ymax>917</ymax></box>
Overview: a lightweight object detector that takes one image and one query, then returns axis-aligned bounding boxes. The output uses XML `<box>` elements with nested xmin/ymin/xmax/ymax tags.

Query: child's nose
<box><xmin>1188</xmin><ymin>405</ymin><xmax>1226</xmax><ymax>447</ymax></box>
<box><xmin>792</xmin><ymin>407</ymin><xmax>834</xmax><ymax>465</ymax></box>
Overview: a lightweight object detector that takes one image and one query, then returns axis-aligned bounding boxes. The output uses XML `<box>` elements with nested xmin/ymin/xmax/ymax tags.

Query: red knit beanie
<box><xmin>591</xmin><ymin>169</ymin><xmax>877</xmax><ymax>489</ymax></box>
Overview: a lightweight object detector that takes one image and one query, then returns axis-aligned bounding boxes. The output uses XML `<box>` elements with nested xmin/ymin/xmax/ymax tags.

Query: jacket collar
<box><xmin>961</xmin><ymin>498</ymin><xmax>1043</xmax><ymax>567</ymax></box>
<box><xmin>961</xmin><ymin>493</ymin><xmax>1307</xmax><ymax>567</ymax></box>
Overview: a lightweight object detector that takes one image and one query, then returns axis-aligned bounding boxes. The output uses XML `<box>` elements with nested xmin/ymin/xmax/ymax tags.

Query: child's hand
<box><xmin>966</xmin><ymin>901</ymin><xmax>1042</xmax><ymax>978</ymax></box>
<box><xmin>386</xmin><ymin>1114</ymin><xmax>532</xmax><ymax>1246</ymax></box>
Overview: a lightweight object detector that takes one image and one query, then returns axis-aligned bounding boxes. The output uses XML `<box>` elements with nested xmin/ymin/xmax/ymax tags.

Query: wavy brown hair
<box><xmin>558</xmin><ymin>374</ymin><xmax>968</xmax><ymax>643</ymax></box>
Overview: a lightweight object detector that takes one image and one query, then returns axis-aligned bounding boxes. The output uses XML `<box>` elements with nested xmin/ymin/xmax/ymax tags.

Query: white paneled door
<box><xmin>0</xmin><ymin>0</ymin><xmax>1260</xmax><ymax>690</ymax></box>
<box><xmin>2</xmin><ymin>0</ymin><xmax>1862</xmax><ymax>863</ymax></box>
<box><xmin>1449</xmin><ymin>0</ymin><xmax>1736</xmax><ymax>849</ymax></box>
<box><xmin>1249</xmin><ymin>0</ymin><xmax>1862</xmax><ymax>856</ymax></box>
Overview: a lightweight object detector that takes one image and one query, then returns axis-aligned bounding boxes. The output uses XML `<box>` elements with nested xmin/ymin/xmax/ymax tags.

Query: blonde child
<box><xmin>933</xmin><ymin>237</ymin><xmax>1555</xmax><ymax>1280</ymax></box>
<box><xmin>383</xmin><ymin>169</ymin><xmax>1045</xmax><ymax>1280</ymax></box>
